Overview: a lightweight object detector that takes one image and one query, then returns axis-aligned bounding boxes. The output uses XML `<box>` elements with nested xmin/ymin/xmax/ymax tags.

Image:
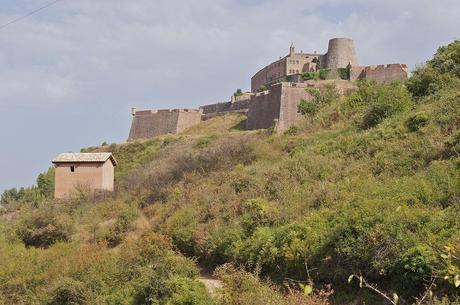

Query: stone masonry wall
<box><xmin>351</xmin><ymin>64</ymin><xmax>408</xmax><ymax>82</ymax></box>
<box><xmin>247</xmin><ymin>81</ymin><xmax>357</xmax><ymax>131</ymax></box>
<box><xmin>246</xmin><ymin>86</ymin><xmax>282</xmax><ymax>130</ymax></box>
<box><xmin>176</xmin><ymin>110</ymin><xmax>203</xmax><ymax>133</ymax></box>
<box><xmin>350</xmin><ymin>66</ymin><xmax>366</xmax><ymax>81</ymax></box>
<box><xmin>200</xmin><ymin>93</ymin><xmax>252</xmax><ymax>120</ymax></box>
<box><xmin>128</xmin><ymin>109</ymin><xmax>201</xmax><ymax>141</ymax></box>
<box><xmin>362</xmin><ymin>64</ymin><xmax>408</xmax><ymax>82</ymax></box>
<box><xmin>277</xmin><ymin>84</ymin><xmax>312</xmax><ymax>132</ymax></box>
<box><xmin>325</xmin><ymin>38</ymin><xmax>358</xmax><ymax>69</ymax></box>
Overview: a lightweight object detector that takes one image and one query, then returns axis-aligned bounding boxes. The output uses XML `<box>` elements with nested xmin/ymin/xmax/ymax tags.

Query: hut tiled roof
<box><xmin>52</xmin><ymin>153</ymin><xmax>117</xmax><ymax>166</ymax></box>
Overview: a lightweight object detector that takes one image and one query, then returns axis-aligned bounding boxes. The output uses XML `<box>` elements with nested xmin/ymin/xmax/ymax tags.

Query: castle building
<box><xmin>52</xmin><ymin>153</ymin><xmax>117</xmax><ymax>199</ymax></box>
<box><xmin>251</xmin><ymin>38</ymin><xmax>407</xmax><ymax>92</ymax></box>
<box><xmin>128</xmin><ymin>37</ymin><xmax>409</xmax><ymax>141</ymax></box>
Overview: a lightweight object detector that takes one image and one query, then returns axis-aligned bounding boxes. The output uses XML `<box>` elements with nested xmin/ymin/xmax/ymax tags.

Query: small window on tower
<box><xmin>70</xmin><ymin>166</ymin><xmax>75</xmax><ymax>173</ymax></box>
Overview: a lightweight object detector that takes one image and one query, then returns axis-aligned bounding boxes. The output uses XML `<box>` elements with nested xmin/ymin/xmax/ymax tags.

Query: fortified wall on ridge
<box><xmin>128</xmin><ymin>109</ymin><xmax>202</xmax><ymax>141</ymax></box>
<box><xmin>128</xmin><ymin>37</ymin><xmax>409</xmax><ymax>140</ymax></box>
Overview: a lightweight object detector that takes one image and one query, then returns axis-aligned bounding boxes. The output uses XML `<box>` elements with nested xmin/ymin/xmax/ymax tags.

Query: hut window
<box><xmin>70</xmin><ymin>166</ymin><xmax>75</xmax><ymax>173</ymax></box>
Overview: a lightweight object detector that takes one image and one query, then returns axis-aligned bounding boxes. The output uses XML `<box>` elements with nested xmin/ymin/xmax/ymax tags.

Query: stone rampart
<box><xmin>362</xmin><ymin>64</ymin><xmax>408</xmax><ymax>82</ymax></box>
<box><xmin>351</xmin><ymin>64</ymin><xmax>408</xmax><ymax>82</ymax></box>
<box><xmin>128</xmin><ymin>109</ymin><xmax>202</xmax><ymax>141</ymax></box>
<box><xmin>247</xmin><ymin>81</ymin><xmax>357</xmax><ymax>132</ymax></box>
<box><xmin>246</xmin><ymin>87</ymin><xmax>282</xmax><ymax>130</ymax></box>
<box><xmin>200</xmin><ymin>93</ymin><xmax>253</xmax><ymax>120</ymax></box>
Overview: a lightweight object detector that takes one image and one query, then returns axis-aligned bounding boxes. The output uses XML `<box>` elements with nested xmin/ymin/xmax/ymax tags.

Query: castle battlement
<box><xmin>133</xmin><ymin>108</ymin><xmax>202</xmax><ymax>115</ymax></box>
<box><xmin>364</xmin><ymin>63</ymin><xmax>408</xmax><ymax>71</ymax></box>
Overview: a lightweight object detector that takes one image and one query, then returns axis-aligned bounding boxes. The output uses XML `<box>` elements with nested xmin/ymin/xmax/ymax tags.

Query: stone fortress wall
<box><xmin>351</xmin><ymin>64</ymin><xmax>409</xmax><ymax>82</ymax></box>
<box><xmin>200</xmin><ymin>93</ymin><xmax>252</xmax><ymax>121</ymax></box>
<box><xmin>247</xmin><ymin>80</ymin><xmax>357</xmax><ymax>132</ymax></box>
<box><xmin>128</xmin><ymin>109</ymin><xmax>202</xmax><ymax>141</ymax></box>
<box><xmin>127</xmin><ymin>37</ymin><xmax>409</xmax><ymax>141</ymax></box>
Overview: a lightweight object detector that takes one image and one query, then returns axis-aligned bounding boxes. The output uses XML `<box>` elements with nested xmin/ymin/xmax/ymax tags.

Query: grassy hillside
<box><xmin>1</xmin><ymin>41</ymin><xmax>459</xmax><ymax>305</ymax></box>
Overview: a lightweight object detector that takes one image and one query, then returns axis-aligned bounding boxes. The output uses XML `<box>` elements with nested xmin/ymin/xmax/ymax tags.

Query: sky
<box><xmin>0</xmin><ymin>0</ymin><xmax>459</xmax><ymax>192</ymax></box>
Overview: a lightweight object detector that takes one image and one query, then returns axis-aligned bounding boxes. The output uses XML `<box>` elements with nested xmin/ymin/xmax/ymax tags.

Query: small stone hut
<box><xmin>52</xmin><ymin>153</ymin><xmax>117</xmax><ymax>199</ymax></box>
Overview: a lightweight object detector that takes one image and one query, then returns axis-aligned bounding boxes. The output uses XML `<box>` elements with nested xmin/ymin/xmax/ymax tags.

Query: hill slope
<box><xmin>1</xmin><ymin>41</ymin><xmax>459</xmax><ymax>305</ymax></box>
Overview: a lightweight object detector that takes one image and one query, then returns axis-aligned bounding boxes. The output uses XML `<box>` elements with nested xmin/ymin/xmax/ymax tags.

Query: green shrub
<box><xmin>298</xmin><ymin>99</ymin><xmax>319</xmax><ymax>116</ymax></box>
<box><xmin>307</xmin><ymin>83</ymin><xmax>339</xmax><ymax>106</ymax></box>
<box><xmin>105</xmin><ymin>207</ymin><xmax>138</xmax><ymax>247</ymax></box>
<box><xmin>407</xmin><ymin>40</ymin><xmax>460</xmax><ymax>98</ymax></box>
<box><xmin>444</xmin><ymin>131</ymin><xmax>460</xmax><ymax>158</ymax></box>
<box><xmin>216</xmin><ymin>265</ymin><xmax>283</xmax><ymax>305</ymax></box>
<box><xmin>15</xmin><ymin>207</ymin><xmax>74</xmax><ymax>248</ymax></box>
<box><xmin>36</xmin><ymin>167</ymin><xmax>55</xmax><ymax>198</ymax></box>
<box><xmin>284</xmin><ymin>126</ymin><xmax>299</xmax><ymax>136</ymax></box>
<box><xmin>319</xmin><ymin>69</ymin><xmax>330</xmax><ymax>80</ymax></box>
<box><xmin>406</xmin><ymin>112</ymin><xmax>429</xmax><ymax>132</ymax></box>
<box><xmin>303</xmin><ymin>72</ymin><xmax>319</xmax><ymax>81</ymax></box>
<box><xmin>166</xmin><ymin>277</ymin><xmax>214</xmax><ymax>305</ymax></box>
<box><xmin>298</xmin><ymin>84</ymin><xmax>339</xmax><ymax>118</ymax></box>
<box><xmin>48</xmin><ymin>277</ymin><xmax>90</xmax><ymax>305</ymax></box>
<box><xmin>194</xmin><ymin>136</ymin><xmax>217</xmax><ymax>149</ymax></box>
<box><xmin>241</xmin><ymin>198</ymin><xmax>280</xmax><ymax>234</ymax></box>
<box><xmin>233</xmin><ymin>89</ymin><xmax>243</xmax><ymax>97</ymax></box>
<box><xmin>205</xmin><ymin>227</ymin><xmax>244</xmax><ymax>266</ymax></box>
<box><xmin>360</xmin><ymin>82</ymin><xmax>412</xmax><ymax>129</ymax></box>
<box><xmin>338</xmin><ymin>65</ymin><xmax>351</xmax><ymax>80</ymax></box>
<box><xmin>303</xmin><ymin>69</ymin><xmax>330</xmax><ymax>81</ymax></box>
<box><xmin>257</xmin><ymin>85</ymin><xmax>268</xmax><ymax>92</ymax></box>
<box><xmin>432</xmin><ymin>89</ymin><xmax>460</xmax><ymax>132</ymax></box>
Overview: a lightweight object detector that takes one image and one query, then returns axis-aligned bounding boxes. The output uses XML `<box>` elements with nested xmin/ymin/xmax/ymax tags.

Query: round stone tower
<box><xmin>325</xmin><ymin>38</ymin><xmax>358</xmax><ymax>69</ymax></box>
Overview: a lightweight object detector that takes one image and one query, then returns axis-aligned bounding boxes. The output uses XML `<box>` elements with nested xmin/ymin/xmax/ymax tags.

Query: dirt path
<box><xmin>198</xmin><ymin>268</ymin><xmax>224</xmax><ymax>296</ymax></box>
<box><xmin>198</xmin><ymin>277</ymin><xmax>224</xmax><ymax>296</ymax></box>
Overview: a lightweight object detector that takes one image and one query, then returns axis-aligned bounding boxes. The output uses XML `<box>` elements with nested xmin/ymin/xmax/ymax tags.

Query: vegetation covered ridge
<box><xmin>1</xmin><ymin>40</ymin><xmax>459</xmax><ymax>305</ymax></box>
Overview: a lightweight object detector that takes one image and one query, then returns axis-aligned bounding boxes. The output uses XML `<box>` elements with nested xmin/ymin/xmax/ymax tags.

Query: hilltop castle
<box><xmin>128</xmin><ymin>38</ymin><xmax>408</xmax><ymax>140</ymax></box>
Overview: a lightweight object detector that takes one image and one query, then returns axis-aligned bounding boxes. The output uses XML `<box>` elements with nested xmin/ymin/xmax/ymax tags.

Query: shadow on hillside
<box><xmin>230</xmin><ymin>118</ymin><xmax>247</xmax><ymax>131</ymax></box>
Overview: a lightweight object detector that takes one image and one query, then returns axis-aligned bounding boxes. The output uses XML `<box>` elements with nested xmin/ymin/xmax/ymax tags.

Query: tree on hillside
<box><xmin>407</xmin><ymin>40</ymin><xmax>460</xmax><ymax>98</ymax></box>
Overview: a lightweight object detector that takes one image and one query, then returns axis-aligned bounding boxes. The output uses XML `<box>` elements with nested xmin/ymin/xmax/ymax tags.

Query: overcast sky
<box><xmin>0</xmin><ymin>0</ymin><xmax>459</xmax><ymax>192</ymax></box>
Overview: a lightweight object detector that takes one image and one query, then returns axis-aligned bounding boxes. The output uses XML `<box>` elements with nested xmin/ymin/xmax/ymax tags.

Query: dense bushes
<box><xmin>407</xmin><ymin>40</ymin><xmax>460</xmax><ymax>98</ymax></box>
<box><xmin>122</xmin><ymin>136</ymin><xmax>255</xmax><ymax>205</ymax></box>
<box><xmin>406</xmin><ymin>112</ymin><xmax>429</xmax><ymax>131</ymax></box>
<box><xmin>48</xmin><ymin>278</ymin><xmax>90</xmax><ymax>305</ymax></box>
<box><xmin>302</xmin><ymin>69</ymin><xmax>330</xmax><ymax>81</ymax></box>
<box><xmin>216</xmin><ymin>265</ymin><xmax>333</xmax><ymax>305</ymax></box>
<box><xmin>298</xmin><ymin>99</ymin><xmax>319</xmax><ymax>116</ymax></box>
<box><xmin>15</xmin><ymin>206</ymin><xmax>74</xmax><ymax>248</ymax></box>
<box><xmin>0</xmin><ymin>228</ymin><xmax>213</xmax><ymax>304</ymax></box>
<box><xmin>299</xmin><ymin>84</ymin><xmax>339</xmax><ymax>117</ymax></box>
<box><xmin>343</xmin><ymin>81</ymin><xmax>413</xmax><ymax>129</ymax></box>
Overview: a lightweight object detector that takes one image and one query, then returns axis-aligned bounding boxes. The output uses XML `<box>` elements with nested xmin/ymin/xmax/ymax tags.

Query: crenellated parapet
<box><xmin>350</xmin><ymin>64</ymin><xmax>408</xmax><ymax>82</ymax></box>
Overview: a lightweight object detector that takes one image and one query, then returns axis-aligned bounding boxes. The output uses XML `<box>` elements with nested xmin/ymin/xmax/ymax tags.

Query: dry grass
<box><xmin>182</xmin><ymin>113</ymin><xmax>247</xmax><ymax>136</ymax></box>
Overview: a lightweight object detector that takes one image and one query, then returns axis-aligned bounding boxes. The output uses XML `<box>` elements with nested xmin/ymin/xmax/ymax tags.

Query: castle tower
<box><xmin>325</xmin><ymin>38</ymin><xmax>358</xmax><ymax>69</ymax></box>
